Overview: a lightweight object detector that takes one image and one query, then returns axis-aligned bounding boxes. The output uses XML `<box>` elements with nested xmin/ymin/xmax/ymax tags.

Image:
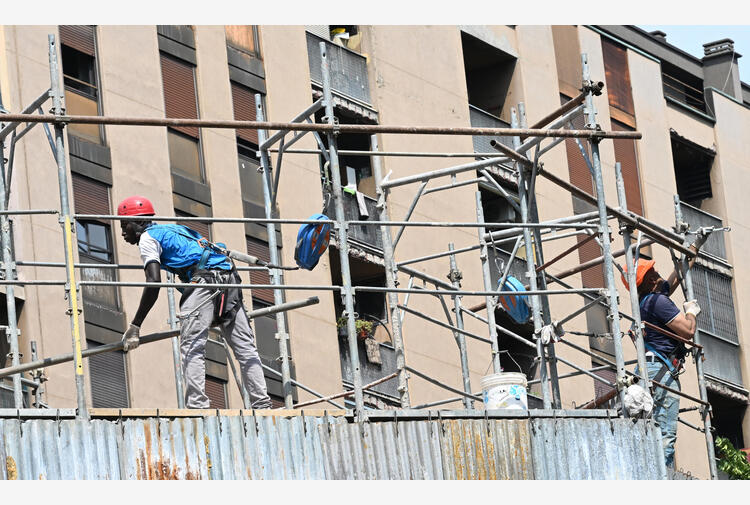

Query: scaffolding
<box><xmin>0</xmin><ymin>36</ymin><xmax>724</xmax><ymax>479</ymax></box>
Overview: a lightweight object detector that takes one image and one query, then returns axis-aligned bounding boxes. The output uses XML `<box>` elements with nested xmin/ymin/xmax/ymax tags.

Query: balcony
<box><xmin>680</xmin><ymin>202</ymin><xmax>725</xmax><ymax>260</ymax></box>
<box><xmin>324</xmin><ymin>190</ymin><xmax>383</xmax><ymax>252</ymax></box>
<box><xmin>306</xmin><ymin>31</ymin><xmax>371</xmax><ymax>105</ymax></box>
<box><xmin>469</xmin><ymin>105</ymin><xmax>514</xmax><ymax>154</ymax></box>
<box><xmin>662</xmin><ymin>72</ymin><xmax>708</xmax><ymax>115</ymax></box>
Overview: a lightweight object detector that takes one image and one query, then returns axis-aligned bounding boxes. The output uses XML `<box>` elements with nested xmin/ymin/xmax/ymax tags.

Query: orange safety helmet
<box><xmin>620</xmin><ymin>258</ymin><xmax>656</xmax><ymax>290</ymax></box>
<box><xmin>117</xmin><ymin>196</ymin><xmax>155</xmax><ymax>216</ymax></box>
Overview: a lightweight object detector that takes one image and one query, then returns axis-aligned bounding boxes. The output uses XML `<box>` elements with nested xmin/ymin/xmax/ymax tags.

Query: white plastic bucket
<box><xmin>480</xmin><ymin>372</ymin><xmax>528</xmax><ymax>411</ymax></box>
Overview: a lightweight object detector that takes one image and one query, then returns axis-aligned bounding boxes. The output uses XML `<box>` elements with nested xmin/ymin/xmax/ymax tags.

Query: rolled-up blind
<box><xmin>72</xmin><ymin>173</ymin><xmax>110</xmax><ymax>217</ymax></box>
<box><xmin>160</xmin><ymin>53</ymin><xmax>199</xmax><ymax>138</ymax></box>
<box><xmin>60</xmin><ymin>25</ymin><xmax>95</xmax><ymax>56</ymax></box>
<box><xmin>246</xmin><ymin>236</ymin><xmax>273</xmax><ymax>304</ymax></box>
<box><xmin>611</xmin><ymin>119</ymin><xmax>643</xmax><ymax>216</ymax></box>
<box><xmin>86</xmin><ymin>337</ymin><xmax>129</xmax><ymax>408</ymax></box>
<box><xmin>231</xmin><ymin>82</ymin><xmax>259</xmax><ymax>144</ymax></box>
<box><xmin>205</xmin><ymin>376</ymin><xmax>227</xmax><ymax>408</ymax></box>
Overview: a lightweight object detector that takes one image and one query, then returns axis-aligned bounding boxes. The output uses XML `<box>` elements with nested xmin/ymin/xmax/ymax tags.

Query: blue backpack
<box><xmin>294</xmin><ymin>214</ymin><xmax>332</xmax><ymax>270</ymax></box>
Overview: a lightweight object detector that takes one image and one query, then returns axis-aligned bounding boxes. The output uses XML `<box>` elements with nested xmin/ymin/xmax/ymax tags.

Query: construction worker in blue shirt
<box><xmin>622</xmin><ymin>229</ymin><xmax>710</xmax><ymax>468</ymax></box>
<box><xmin>116</xmin><ymin>196</ymin><xmax>271</xmax><ymax>409</ymax></box>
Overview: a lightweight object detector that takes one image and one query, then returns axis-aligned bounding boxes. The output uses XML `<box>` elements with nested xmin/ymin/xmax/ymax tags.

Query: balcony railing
<box><xmin>469</xmin><ymin>105</ymin><xmax>514</xmax><ymax>154</ymax></box>
<box><xmin>324</xmin><ymin>190</ymin><xmax>383</xmax><ymax>251</ymax></box>
<box><xmin>340</xmin><ymin>339</ymin><xmax>398</xmax><ymax>400</ymax></box>
<box><xmin>662</xmin><ymin>73</ymin><xmax>707</xmax><ymax>113</ymax></box>
<box><xmin>306</xmin><ymin>31</ymin><xmax>371</xmax><ymax>105</ymax></box>
<box><xmin>680</xmin><ymin>201</ymin><xmax>726</xmax><ymax>260</ymax></box>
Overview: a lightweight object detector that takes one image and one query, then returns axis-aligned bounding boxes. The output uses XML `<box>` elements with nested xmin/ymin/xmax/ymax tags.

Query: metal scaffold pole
<box><xmin>372</xmin><ymin>135</ymin><xmax>410</xmax><ymax>407</ymax></box>
<box><xmin>513</xmin><ymin>104</ymin><xmax>560</xmax><ymax>407</ymax></box>
<box><xmin>319</xmin><ymin>42</ymin><xmax>365</xmax><ymax>418</ymax></box>
<box><xmin>255</xmin><ymin>95</ymin><xmax>294</xmax><ymax>409</ymax></box>
<box><xmin>448</xmin><ymin>243</ymin><xmax>473</xmax><ymax>409</ymax></box>
<box><xmin>475</xmin><ymin>193</ymin><xmax>502</xmax><ymax>375</ymax></box>
<box><xmin>582</xmin><ymin>53</ymin><xmax>627</xmax><ymax>414</ymax></box>
<box><xmin>49</xmin><ymin>35</ymin><xmax>88</xmax><ymax>419</ymax></box>
<box><xmin>166</xmin><ymin>272</ymin><xmax>185</xmax><ymax>408</ymax></box>
<box><xmin>0</xmin><ymin>116</ymin><xmax>22</xmax><ymax>409</ymax></box>
<box><xmin>614</xmin><ymin>163</ymin><xmax>649</xmax><ymax>385</ymax></box>
<box><xmin>674</xmin><ymin>197</ymin><xmax>718</xmax><ymax>480</ymax></box>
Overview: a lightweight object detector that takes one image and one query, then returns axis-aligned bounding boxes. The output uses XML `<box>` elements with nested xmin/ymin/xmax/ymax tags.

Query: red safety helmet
<box><xmin>117</xmin><ymin>196</ymin><xmax>155</xmax><ymax>216</ymax></box>
<box><xmin>620</xmin><ymin>258</ymin><xmax>656</xmax><ymax>290</ymax></box>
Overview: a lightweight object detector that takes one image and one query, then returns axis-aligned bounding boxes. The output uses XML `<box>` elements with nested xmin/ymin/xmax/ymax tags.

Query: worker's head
<box><xmin>620</xmin><ymin>258</ymin><xmax>661</xmax><ymax>296</ymax></box>
<box><xmin>117</xmin><ymin>196</ymin><xmax>155</xmax><ymax>245</ymax></box>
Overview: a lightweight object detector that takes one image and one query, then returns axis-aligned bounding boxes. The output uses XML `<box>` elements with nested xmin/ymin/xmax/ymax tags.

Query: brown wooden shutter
<box><xmin>72</xmin><ymin>173</ymin><xmax>111</xmax><ymax>216</ymax></box>
<box><xmin>601</xmin><ymin>38</ymin><xmax>635</xmax><ymax>117</ymax></box>
<box><xmin>225</xmin><ymin>26</ymin><xmax>256</xmax><ymax>54</ymax></box>
<box><xmin>561</xmin><ymin>95</ymin><xmax>604</xmax><ymax>288</ymax></box>
<box><xmin>246</xmin><ymin>236</ymin><xmax>273</xmax><ymax>304</ymax></box>
<box><xmin>60</xmin><ymin>25</ymin><xmax>95</xmax><ymax>56</ymax></box>
<box><xmin>611</xmin><ymin>119</ymin><xmax>643</xmax><ymax>216</ymax></box>
<box><xmin>231</xmin><ymin>82</ymin><xmax>259</xmax><ymax>144</ymax></box>
<box><xmin>205</xmin><ymin>376</ymin><xmax>227</xmax><ymax>408</ymax></box>
<box><xmin>160</xmin><ymin>53</ymin><xmax>199</xmax><ymax>138</ymax></box>
<box><xmin>87</xmin><ymin>338</ymin><xmax>129</xmax><ymax>408</ymax></box>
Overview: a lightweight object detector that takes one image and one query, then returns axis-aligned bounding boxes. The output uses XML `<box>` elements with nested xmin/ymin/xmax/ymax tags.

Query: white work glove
<box><xmin>539</xmin><ymin>321</ymin><xmax>564</xmax><ymax>345</ymax></box>
<box><xmin>623</xmin><ymin>384</ymin><xmax>653</xmax><ymax>417</ymax></box>
<box><xmin>693</xmin><ymin>227</ymin><xmax>713</xmax><ymax>250</ymax></box>
<box><xmin>121</xmin><ymin>324</ymin><xmax>140</xmax><ymax>352</ymax></box>
<box><xmin>683</xmin><ymin>299</ymin><xmax>701</xmax><ymax>318</ymax></box>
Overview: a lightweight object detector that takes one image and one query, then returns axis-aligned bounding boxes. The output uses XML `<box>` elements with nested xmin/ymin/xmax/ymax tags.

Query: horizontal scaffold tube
<box><xmin>0</xmin><ymin>297</ymin><xmax>320</xmax><ymax>379</ymax></box>
<box><xmin>0</xmin><ymin>112</ymin><xmax>643</xmax><ymax>139</ymax></box>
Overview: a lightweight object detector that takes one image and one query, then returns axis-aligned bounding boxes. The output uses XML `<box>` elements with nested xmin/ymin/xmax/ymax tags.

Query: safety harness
<box><xmin>640</xmin><ymin>293</ymin><xmax>686</xmax><ymax>384</ymax></box>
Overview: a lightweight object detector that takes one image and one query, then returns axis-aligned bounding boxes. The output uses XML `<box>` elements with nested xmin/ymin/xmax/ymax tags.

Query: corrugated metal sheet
<box><xmin>1</xmin><ymin>414</ymin><xmax>345</xmax><ymax>480</ymax></box>
<box><xmin>320</xmin><ymin>419</ymin><xmax>533</xmax><ymax>479</ymax></box>
<box><xmin>529</xmin><ymin>418</ymin><xmax>667</xmax><ymax>480</ymax></box>
<box><xmin>1</xmin><ymin>414</ymin><xmax>667</xmax><ymax>480</ymax></box>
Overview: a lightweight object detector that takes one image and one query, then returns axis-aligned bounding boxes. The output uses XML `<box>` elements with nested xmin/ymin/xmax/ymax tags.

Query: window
<box><xmin>160</xmin><ymin>52</ymin><xmax>204</xmax><ymax>182</ymax></box>
<box><xmin>552</xmin><ymin>25</ymin><xmax>583</xmax><ymax>99</ymax></box>
<box><xmin>671</xmin><ymin>133</ymin><xmax>714</xmax><ymax>206</ymax></box>
<box><xmin>174</xmin><ymin>207</ymin><xmax>211</xmax><ymax>241</ymax></box>
<box><xmin>86</xmin><ymin>337</ymin><xmax>129</xmax><ymax>408</ymax></box>
<box><xmin>246</xmin><ymin>236</ymin><xmax>273</xmax><ymax>304</ymax></box>
<box><xmin>205</xmin><ymin>376</ymin><xmax>227</xmax><ymax>408</ymax></box>
<box><xmin>60</xmin><ymin>25</ymin><xmax>104</xmax><ymax>144</ymax></box>
<box><xmin>225</xmin><ymin>26</ymin><xmax>260</xmax><ymax>58</ymax></box>
<box><xmin>611</xmin><ymin>119</ymin><xmax>644</xmax><ymax>216</ymax></box>
<box><xmin>231</xmin><ymin>82</ymin><xmax>260</xmax><ymax>145</ymax></box>
<box><xmin>601</xmin><ymin>38</ymin><xmax>635</xmax><ymax>124</ymax></box>
<box><xmin>461</xmin><ymin>31</ymin><xmax>516</xmax><ymax>121</ymax></box>
<box><xmin>661</xmin><ymin>60</ymin><xmax>707</xmax><ymax>113</ymax></box>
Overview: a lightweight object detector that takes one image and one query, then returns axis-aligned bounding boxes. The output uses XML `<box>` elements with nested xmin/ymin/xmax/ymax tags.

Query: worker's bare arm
<box><xmin>666</xmin><ymin>313</ymin><xmax>697</xmax><ymax>341</ymax></box>
<box><xmin>131</xmin><ymin>262</ymin><xmax>162</xmax><ymax>327</ymax></box>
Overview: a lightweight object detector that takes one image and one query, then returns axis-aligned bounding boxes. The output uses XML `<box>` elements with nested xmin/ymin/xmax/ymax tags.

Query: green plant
<box><xmin>336</xmin><ymin>316</ymin><xmax>374</xmax><ymax>337</ymax></box>
<box><xmin>715</xmin><ymin>436</ymin><xmax>750</xmax><ymax>480</ymax></box>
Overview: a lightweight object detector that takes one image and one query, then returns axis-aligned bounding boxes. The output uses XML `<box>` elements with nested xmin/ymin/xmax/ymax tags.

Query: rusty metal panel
<box><xmin>1</xmin><ymin>415</ymin><xmax>345</xmax><ymax>480</ymax></box>
<box><xmin>529</xmin><ymin>418</ymin><xmax>667</xmax><ymax>480</ymax></box>
<box><xmin>320</xmin><ymin>419</ymin><xmax>533</xmax><ymax>480</ymax></box>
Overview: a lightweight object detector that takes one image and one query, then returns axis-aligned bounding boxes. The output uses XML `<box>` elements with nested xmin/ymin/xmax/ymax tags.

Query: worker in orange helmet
<box><xmin>621</xmin><ymin>228</ymin><xmax>711</xmax><ymax>468</ymax></box>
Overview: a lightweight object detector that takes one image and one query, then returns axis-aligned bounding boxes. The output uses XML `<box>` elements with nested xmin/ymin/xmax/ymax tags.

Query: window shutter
<box><xmin>601</xmin><ymin>39</ymin><xmax>635</xmax><ymax>117</ymax></box>
<box><xmin>59</xmin><ymin>25</ymin><xmax>95</xmax><ymax>56</ymax></box>
<box><xmin>246</xmin><ymin>236</ymin><xmax>274</xmax><ymax>304</ymax></box>
<box><xmin>72</xmin><ymin>173</ymin><xmax>111</xmax><ymax>217</ymax></box>
<box><xmin>205</xmin><ymin>376</ymin><xmax>227</xmax><ymax>408</ymax></box>
<box><xmin>551</xmin><ymin>25</ymin><xmax>583</xmax><ymax>98</ymax></box>
<box><xmin>225</xmin><ymin>26</ymin><xmax>257</xmax><ymax>55</ymax></box>
<box><xmin>87</xmin><ymin>339</ymin><xmax>129</xmax><ymax>408</ymax></box>
<box><xmin>180</xmin><ymin>217</ymin><xmax>211</xmax><ymax>242</ymax></box>
<box><xmin>593</xmin><ymin>367</ymin><xmax>616</xmax><ymax>403</ymax></box>
<box><xmin>611</xmin><ymin>119</ymin><xmax>643</xmax><ymax>216</ymax></box>
<box><xmin>160</xmin><ymin>53</ymin><xmax>199</xmax><ymax>138</ymax></box>
<box><xmin>561</xmin><ymin>96</ymin><xmax>604</xmax><ymax>288</ymax></box>
<box><xmin>231</xmin><ymin>82</ymin><xmax>259</xmax><ymax>145</ymax></box>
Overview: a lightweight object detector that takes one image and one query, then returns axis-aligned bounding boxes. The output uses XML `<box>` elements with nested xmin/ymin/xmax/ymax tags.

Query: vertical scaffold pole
<box><xmin>0</xmin><ymin>123</ymin><xmax>22</xmax><ymax>409</ymax></box>
<box><xmin>49</xmin><ymin>35</ymin><xmax>88</xmax><ymax>419</ymax></box>
<box><xmin>674</xmin><ymin>197</ymin><xmax>718</xmax><ymax>480</ymax></box>
<box><xmin>515</xmin><ymin>104</ymin><xmax>561</xmax><ymax>408</ymax></box>
<box><xmin>475</xmin><ymin>192</ymin><xmax>502</xmax><ymax>374</ymax></box>
<box><xmin>582</xmin><ymin>53</ymin><xmax>627</xmax><ymax>413</ymax></box>
<box><xmin>166</xmin><ymin>272</ymin><xmax>185</xmax><ymax>408</ymax></box>
<box><xmin>614</xmin><ymin>163</ymin><xmax>649</xmax><ymax>384</ymax></box>
<box><xmin>510</xmin><ymin>107</ymin><xmax>551</xmax><ymax>409</ymax></box>
<box><xmin>372</xmin><ymin>135</ymin><xmax>410</xmax><ymax>407</ymax></box>
<box><xmin>448</xmin><ymin>243</ymin><xmax>473</xmax><ymax>409</ymax></box>
<box><xmin>255</xmin><ymin>95</ymin><xmax>294</xmax><ymax>409</ymax></box>
<box><xmin>319</xmin><ymin>42</ymin><xmax>365</xmax><ymax>418</ymax></box>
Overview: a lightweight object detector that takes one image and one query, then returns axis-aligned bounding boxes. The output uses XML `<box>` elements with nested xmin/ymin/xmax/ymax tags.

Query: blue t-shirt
<box><xmin>140</xmin><ymin>224</ymin><xmax>231</xmax><ymax>281</ymax></box>
<box><xmin>639</xmin><ymin>280</ymin><xmax>682</xmax><ymax>357</ymax></box>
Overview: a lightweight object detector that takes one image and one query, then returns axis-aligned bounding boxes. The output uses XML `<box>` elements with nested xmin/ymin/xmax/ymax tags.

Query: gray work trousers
<box><xmin>179</xmin><ymin>281</ymin><xmax>271</xmax><ymax>409</ymax></box>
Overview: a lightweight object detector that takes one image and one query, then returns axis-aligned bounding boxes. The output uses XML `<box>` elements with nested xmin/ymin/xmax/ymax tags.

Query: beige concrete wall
<box><xmin>709</xmin><ymin>91</ymin><xmax>750</xmax><ymax>446</ymax></box>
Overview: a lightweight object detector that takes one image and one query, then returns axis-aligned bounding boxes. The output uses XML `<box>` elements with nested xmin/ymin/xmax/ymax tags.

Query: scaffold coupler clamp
<box><xmin>322</xmin><ymin>116</ymin><xmax>340</xmax><ymax>136</ymax></box>
<box><xmin>673</xmin><ymin>220</ymin><xmax>689</xmax><ymax>235</ymax></box>
<box><xmin>447</xmin><ymin>268</ymin><xmax>462</xmax><ymax>285</ymax></box>
<box><xmin>583</xmin><ymin>80</ymin><xmax>605</xmax><ymax>97</ymax></box>
<box><xmin>538</xmin><ymin>321</ymin><xmax>564</xmax><ymax>345</ymax></box>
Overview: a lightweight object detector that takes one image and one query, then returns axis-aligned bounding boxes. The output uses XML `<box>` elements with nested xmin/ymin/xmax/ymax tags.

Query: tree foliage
<box><xmin>715</xmin><ymin>436</ymin><xmax>750</xmax><ymax>480</ymax></box>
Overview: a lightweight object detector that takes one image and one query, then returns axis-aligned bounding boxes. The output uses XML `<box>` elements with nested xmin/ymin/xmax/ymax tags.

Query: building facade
<box><xmin>0</xmin><ymin>25</ymin><xmax>748</xmax><ymax>479</ymax></box>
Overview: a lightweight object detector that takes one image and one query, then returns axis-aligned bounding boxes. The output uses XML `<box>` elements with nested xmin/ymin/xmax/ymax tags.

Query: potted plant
<box><xmin>336</xmin><ymin>315</ymin><xmax>374</xmax><ymax>341</ymax></box>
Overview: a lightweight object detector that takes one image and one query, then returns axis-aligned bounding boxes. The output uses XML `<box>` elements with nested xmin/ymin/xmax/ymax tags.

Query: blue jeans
<box><xmin>637</xmin><ymin>360</ymin><xmax>680</xmax><ymax>467</ymax></box>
